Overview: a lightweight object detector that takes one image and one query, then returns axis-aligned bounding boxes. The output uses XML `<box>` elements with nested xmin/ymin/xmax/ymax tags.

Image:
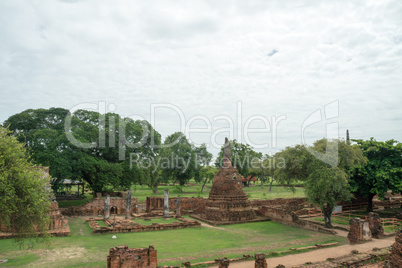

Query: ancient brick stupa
<box><xmin>203</xmin><ymin>138</ymin><xmax>256</xmax><ymax>224</ymax></box>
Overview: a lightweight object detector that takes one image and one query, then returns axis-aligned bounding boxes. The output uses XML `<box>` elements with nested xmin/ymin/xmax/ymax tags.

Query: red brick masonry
<box><xmin>107</xmin><ymin>245</ymin><xmax>157</xmax><ymax>268</ymax></box>
<box><xmin>87</xmin><ymin>217</ymin><xmax>200</xmax><ymax>234</ymax></box>
<box><xmin>60</xmin><ymin>197</ymin><xmax>138</xmax><ymax>216</ymax></box>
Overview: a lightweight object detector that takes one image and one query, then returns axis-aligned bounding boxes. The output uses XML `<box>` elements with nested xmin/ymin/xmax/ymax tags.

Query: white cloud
<box><xmin>0</xmin><ymin>0</ymin><xmax>401</xmax><ymax>156</ymax></box>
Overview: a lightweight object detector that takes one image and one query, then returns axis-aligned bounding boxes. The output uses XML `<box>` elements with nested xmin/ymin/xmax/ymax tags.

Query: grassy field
<box><xmin>0</xmin><ymin>216</ymin><xmax>345</xmax><ymax>267</ymax></box>
<box><xmin>57</xmin><ymin>181</ymin><xmax>306</xmax><ymax>207</ymax></box>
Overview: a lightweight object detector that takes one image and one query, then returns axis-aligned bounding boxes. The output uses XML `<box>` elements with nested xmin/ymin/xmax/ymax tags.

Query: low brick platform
<box><xmin>87</xmin><ymin>217</ymin><xmax>201</xmax><ymax>234</ymax></box>
<box><xmin>190</xmin><ymin>214</ymin><xmax>271</xmax><ymax>226</ymax></box>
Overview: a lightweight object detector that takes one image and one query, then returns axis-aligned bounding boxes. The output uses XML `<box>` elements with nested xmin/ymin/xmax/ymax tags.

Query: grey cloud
<box><xmin>0</xmin><ymin>0</ymin><xmax>401</xmax><ymax>155</ymax></box>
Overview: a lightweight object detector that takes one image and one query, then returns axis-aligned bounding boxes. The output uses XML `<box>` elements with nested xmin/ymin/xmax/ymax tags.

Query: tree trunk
<box><xmin>323</xmin><ymin>205</ymin><xmax>333</xmax><ymax>228</ymax></box>
<box><xmin>261</xmin><ymin>179</ymin><xmax>263</xmax><ymax>188</ymax></box>
<box><xmin>201</xmin><ymin>178</ymin><xmax>208</xmax><ymax>193</ymax></box>
<box><xmin>367</xmin><ymin>193</ymin><xmax>375</xmax><ymax>212</ymax></box>
<box><xmin>269</xmin><ymin>178</ymin><xmax>274</xmax><ymax>191</ymax></box>
<box><xmin>153</xmin><ymin>184</ymin><xmax>159</xmax><ymax>194</ymax></box>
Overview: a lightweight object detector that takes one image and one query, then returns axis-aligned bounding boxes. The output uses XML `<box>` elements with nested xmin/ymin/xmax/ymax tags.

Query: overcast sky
<box><xmin>1</xmin><ymin>0</ymin><xmax>401</xmax><ymax>156</ymax></box>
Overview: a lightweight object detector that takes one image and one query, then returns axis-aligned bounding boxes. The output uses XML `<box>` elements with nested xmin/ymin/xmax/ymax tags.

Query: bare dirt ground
<box><xmin>34</xmin><ymin>247</ymin><xmax>87</xmax><ymax>267</ymax></box>
<box><xmin>211</xmin><ymin>236</ymin><xmax>395</xmax><ymax>268</ymax></box>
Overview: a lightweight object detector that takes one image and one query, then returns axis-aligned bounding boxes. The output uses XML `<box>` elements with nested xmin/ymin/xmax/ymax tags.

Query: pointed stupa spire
<box><xmin>223</xmin><ymin>137</ymin><xmax>232</xmax><ymax>167</ymax></box>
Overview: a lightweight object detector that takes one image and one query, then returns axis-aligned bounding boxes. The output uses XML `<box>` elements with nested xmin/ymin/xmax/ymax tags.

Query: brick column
<box><xmin>390</xmin><ymin>230</ymin><xmax>402</xmax><ymax>268</ymax></box>
<box><xmin>254</xmin><ymin>253</ymin><xmax>267</xmax><ymax>268</ymax></box>
<box><xmin>175</xmin><ymin>197</ymin><xmax>181</xmax><ymax>217</ymax></box>
<box><xmin>218</xmin><ymin>257</ymin><xmax>229</xmax><ymax>268</ymax></box>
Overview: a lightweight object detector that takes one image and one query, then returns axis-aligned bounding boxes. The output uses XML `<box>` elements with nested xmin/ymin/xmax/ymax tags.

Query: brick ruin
<box><xmin>348</xmin><ymin>218</ymin><xmax>372</xmax><ymax>244</ymax></box>
<box><xmin>254</xmin><ymin>253</ymin><xmax>267</xmax><ymax>268</ymax></box>
<box><xmin>105</xmin><ymin>246</ymin><xmax>272</xmax><ymax>268</ymax></box>
<box><xmin>200</xmin><ymin>138</ymin><xmax>256</xmax><ymax>224</ymax></box>
<box><xmin>367</xmin><ymin>212</ymin><xmax>384</xmax><ymax>238</ymax></box>
<box><xmin>107</xmin><ymin>245</ymin><xmax>157</xmax><ymax>268</ymax></box>
<box><xmin>60</xmin><ymin>196</ymin><xmax>138</xmax><ymax>217</ymax></box>
<box><xmin>347</xmin><ymin>213</ymin><xmax>385</xmax><ymax>244</ymax></box>
<box><xmin>47</xmin><ymin>201</ymin><xmax>71</xmax><ymax>236</ymax></box>
<box><xmin>86</xmin><ymin>216</ymin><xmax>201</xmax><ymax>234</ymax></box>
<box><xmin>0</xmin><ymin>200</ymin><xmax>70</xmax><ymax>239</ymax></box>
<box><xmin>389</xmin><ymin>229</ymin><xmax>402</xmax><ymax>268</ymax></box>
<box><xmin>146</xmin><ymin>197</ymin><xmax>206</xmax><ymax>214</ymax></box>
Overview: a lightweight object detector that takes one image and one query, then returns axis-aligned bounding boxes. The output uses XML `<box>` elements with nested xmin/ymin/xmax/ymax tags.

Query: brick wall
<box><xmin>60</xmin><ymin>197</ymin><xmax>138</xmax><ymax>216</ymax></box>
<box><xmin>107</xmin><ymin>245</ymin><xmax>157</xmax><ymax>268</ymax></box>
<box><xmin>348</xmin><ymin>218</ymin><xmax>372</xmax><ymax>244</ymax></box>
<box><xmin>0</xmin><ymin>201</ymin><xmax>70</xmax><ymax>239</ymax></box>
<box><xmin>251</xmin><ymin>198</ymin><xmax>306</xmax><ymax>207</ymax></box>
<box><xmin>146</xmin><ymin>197</ymin><xmax>206</xmax><ymax>214</ymax></box>
<box><xmin>256</xmin><ymin>205</ymin><xmax>336</xmax><ymax>235</ymax></box>
<box><xmin>390</xmin><ymin>230</ymin><xmax>402</xmax><ymax>268</ymax></box>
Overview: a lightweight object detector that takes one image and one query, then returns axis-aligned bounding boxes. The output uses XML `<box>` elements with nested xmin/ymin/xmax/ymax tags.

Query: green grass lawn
<box><xmin>0</xmin><ymin>217</ymin><xmax>345</xmax><ymax>267</ymax></box>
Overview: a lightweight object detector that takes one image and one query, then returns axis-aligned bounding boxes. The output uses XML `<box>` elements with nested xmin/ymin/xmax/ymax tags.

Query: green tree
<box><xmin>349</xmin><ymin>138</ymin><xmax>402</xmax><ymax>212</ymax></box>
<box><xmin>0</xmin><ymin>127</ymin><xmax>52</xmax><ymax>246</ymax></box>
<box><xmin>160</xmin><ymin>132</ymin><xmax>197</xmax><ymax>187</ymax></box>
<box><xmin>194</xmin><ymin>143</ymin><xmax>213</xmax><ymax>186</ymax></box>
<box><xmin>4</xmin><ymin>108</ymin><xmax>161</xmax><ymax>194</ymax></box>
<box><xmin>197</xmin><ymin>165</ymin><xmax>217</xmax><ymax>193</ymax></box>
<box><xmin>275</xmin><ymin>139</ymin><xmax>365</xmax><ymax>228</ymax></box>
<box><xmin>250</xmin><ymin>154</ymin><xmax>280</xmax><ymax>189</ymax></box>
<box><xmin>215</xmin><ymin>139</ymin><xmax>262</xmax><ymax>176</ymax></box>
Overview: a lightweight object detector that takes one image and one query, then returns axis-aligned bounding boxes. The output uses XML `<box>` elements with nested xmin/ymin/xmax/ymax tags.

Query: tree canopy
<box><xmin>349</xmin><ymin>138</ymin><xmax>402</xmax><ymax>211</ymax></box>
<box><xmin>275</xmin><ymin>139</ymin><xmax>366</xmax><ymax>228</ymax></box>
<box><xmin>160</xmin><ymin>132</ymin><xmax>197</xmax><ymax>187</ymax></box>
<box><xmin>0</xmin><ymin>126</ymin><xmax>52</xmax><ymax>246</ymax></box>
<box><xmin>4</xmin><ymin>108</ymin><xmax>161</xmax><ymax>193</ymax></box>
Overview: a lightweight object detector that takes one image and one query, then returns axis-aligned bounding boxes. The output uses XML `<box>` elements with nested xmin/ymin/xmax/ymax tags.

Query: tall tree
<box><xmin>4</xmin><ymin>108</ymin><xmax>161</xmax><ymax>193</ymax></box>
<box><xmin>194</xmin><ymin>143</ymin><xmax>213</xmax><ymax>186</ymax></box>
<box><xmin>349</xmin><ymin>138</ymin><xmax>402</xmax><ymax>212</ymax></box>
<box><xmin>160</xmin><ymin>132</ymin><xmax>197</xmax><ymax>187</ymax></box>
<box><xmin>197</xmin><ymin>166</ymin><xmax>217</xmax><ymax>193</ymax></box>
<box><xmin>0</xmin><ymin>126</ymin><xmax>52</xmax><ymax>246</ymax></box>
<box><xmin>275</xmin><ymin>139</ymin><xmax>365</xmax><ymax>228</ymax></box>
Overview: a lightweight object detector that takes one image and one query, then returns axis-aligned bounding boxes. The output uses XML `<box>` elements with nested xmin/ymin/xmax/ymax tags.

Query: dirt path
<box><xmin>199</xmin><ymin>222</ymin><xmax>225</xmax><ymax>230</ymax></box>
<box><xmin>333</xmin><ymin>229</ymin><xmax>349</xmax><ymax>237</ymax></box>
<box><xmin>211</xmin><ymin>236</ymin><xmax>395</xmax><ymax>268</ymax></box>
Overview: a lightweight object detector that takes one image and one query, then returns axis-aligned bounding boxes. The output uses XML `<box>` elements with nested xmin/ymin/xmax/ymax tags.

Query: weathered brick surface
<box><xmin>368</xmin><ymin>212</ymin><xmax>384</xmax><ymax>239</ymax></box>
<box><xmin>204</xmin><ymin>165</ymin><xmax>256</xmax><ymax>223</ymax></box>
<box><xmin>107</xmin><ymin>245</ymin><xmax>157</xmax><ymax>268</ymax></box>
<box><xmin>251</xmin><ymin>198</ymin><xmax>306</xmax><ymax>207</ymax></box>
<box><xmin>218</xmin><ymin>257</ymin><xmax>229</xmax><ymax>268</ymax></box>
<box><xmin>348</xmin><ymin>218</ymin><xmax>372</xmax><ymax>244</ymax></box>
<box><xmin>0</xmin><ymin>201</ymin><xmax>70</xmax><ymax>238</ymax></box>
<box><xmin>256</xmin><ymin>205</ymin><xmax>336</xmax><ymax>235</ymax></box>
<box><xmin>254</xmin><ymin>253</ymin><xmax>267</xmax><ymax>268</ymax></box>
<box><xmin>146</xmin><ymin>197</ymin><xmax>206</xmax><ymax>214</ymax></box>
<box><xmin>60</xmin><ymin>197</ymin><xmax>138</xmax><ymax>216</ymax></box>
<box><xmin>390</xmin><ymin>230</ymin><xmax>402</xmax><ymax>268</ymax></box>
<box><xmin>198</xmin><ymin>138</ymin><xmax>256</xmax><ymax>224</ymax></box>
<box><xmin>87</xmin><ymin>217</ymin><xmax>200</xmax><ymax>234</ymax></box>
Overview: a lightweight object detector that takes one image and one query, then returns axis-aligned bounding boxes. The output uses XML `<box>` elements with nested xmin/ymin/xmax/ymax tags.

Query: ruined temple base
<box><xmin>0</xmin><ymin>219</ymin><xmax>71</xmax><ymax>239</ymax></box>
<box><xmin>190</xmin><ymin>214</ymin><xmax>271</xmax><ymax>226</ymax></box>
